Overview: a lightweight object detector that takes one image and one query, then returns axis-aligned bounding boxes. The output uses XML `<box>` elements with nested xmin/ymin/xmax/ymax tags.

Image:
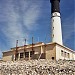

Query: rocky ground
<box><xmin>0</xmin><ymin>59</ymin><xmax>75</xmax><ymax>75</ymax></box>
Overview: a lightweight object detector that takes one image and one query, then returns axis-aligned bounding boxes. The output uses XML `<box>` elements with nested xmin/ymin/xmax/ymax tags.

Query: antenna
<box><xmin>32</xmin><ymin>37</ymin><xmax>34</xmax><ymax>51</ymax></box>
<box><xmin>15</xmin><ymin>40</ymin><xmax>18</xmax><ymax>61</ymax></box>
<box><xmin>16</xmin><ymin>40</ymin><xmax>18</xmax><ymax>47</ymax></box>
<box><xmin>24</xmin><ymin>39</ymin><xmax>26</xmax><ymax>59</ymax></box>
<box><xmin>32</xmin><ymin>37</ymin><xmax>34</xmax><ymax>55</ymax></box>
<box><xmin>24</xmin><ymin>39</ymin><xmax>26</xmax><ymax>46</ymax></box>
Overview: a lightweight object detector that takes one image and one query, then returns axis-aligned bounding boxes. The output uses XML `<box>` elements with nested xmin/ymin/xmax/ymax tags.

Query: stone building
<box><xmin>2</xmin><ymin>42</ymin><xmax>75</xmax><ymax>61</ymax></box>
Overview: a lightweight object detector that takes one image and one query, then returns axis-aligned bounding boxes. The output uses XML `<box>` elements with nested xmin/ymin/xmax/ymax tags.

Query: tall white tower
<box><xmin>50</xmin><ymin>0</ymin><xmax>63</xmax><ymax>45</ymax></box>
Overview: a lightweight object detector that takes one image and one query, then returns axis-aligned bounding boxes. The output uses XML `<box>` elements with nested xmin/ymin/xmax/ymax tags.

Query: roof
<box><xmin>2</xmin><ymin>42</ymin><xmax>75</xmax><ymax>54</ymax></box>
<box><xmin>46</xmin><ymin>42</ymin><xmax>75</xmax><ymax>53</ymax></box>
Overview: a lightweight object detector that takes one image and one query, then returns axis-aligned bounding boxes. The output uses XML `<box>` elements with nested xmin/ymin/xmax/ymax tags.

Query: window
<box><xmin>15</xmin><ymin>53</ymin><xmax>19</xmax><ymax>60</ymax></box>
<box><xmin>30</xmin><ymin>51</ymin><xmax>34</xmax><ymax>57</ymax></box>
<box><xmin>25</xmin><ymin>52</ymin><xmax>29</xmax><ymax>58</ymax></box>
<box><xmin>64</xmin><ymin>52</ymin><xmax>66</xmax><ymax>57</ymax></box>
<box><xmin>68</xmin><ymin>53</ymin><xmax>70</xmax><ymax>58</ymax></box>
<box><xmin>61</xmin><ymin>50</ymin><xmax>63</xmax><ymax>56</ymax></box>
<box><xmin>16</xmin><ymin>53</ymin><xmax>19</xmax><ymax>59</ymax></box>
<box><xmin>53</xmin><ymin>27</ymin><xmax>54</xmax><ymax>30</ymax></box>
<box><xmin>52</xmin><ymin>34</ymin><xmax>54</xmax><ymax>37</ymax></box>
<box><xmin>52</xmin><ymin>57</ymin><xmax>54</xmax><ymax>60</ymax></box>
<box><xmin>52</xmin><ymin>19</ymin><xmax>54</xmax><ymax>22</ymax></box>
<box><xmin>20</xmin><ymin>53</ymin><xmax>24</xmax><ymax>58</ymax></box>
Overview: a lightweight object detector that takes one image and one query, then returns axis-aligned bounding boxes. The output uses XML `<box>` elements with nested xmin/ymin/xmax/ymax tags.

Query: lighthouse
<box><xmin>50</xmin><ymin>0</ymin><xmax>63</xmax><ymax>45</ymax></box>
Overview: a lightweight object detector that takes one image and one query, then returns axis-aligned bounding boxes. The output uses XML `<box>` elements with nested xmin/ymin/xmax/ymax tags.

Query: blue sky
<box><xmin>0</xmin><ymin>0</ymin><xmax>75</xmax><ymax>58</ymax></box>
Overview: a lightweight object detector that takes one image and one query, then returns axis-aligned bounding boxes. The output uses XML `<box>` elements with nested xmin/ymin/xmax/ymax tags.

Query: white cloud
<box><xmin>23</xmin><ymin>4</ymin><xmax>41</xmax><ymax>30</ymax></box>
<box><xmin>1</xmin><ymin>0</ymin><xmax>42</xmax><ymax>48</ymax></box>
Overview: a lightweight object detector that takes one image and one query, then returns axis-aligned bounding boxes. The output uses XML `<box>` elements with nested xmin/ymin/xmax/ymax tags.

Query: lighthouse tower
<box><xmin>50</xmin><ymin>0</ymin><xmax>63</xmax><ymax>45</ymax></box>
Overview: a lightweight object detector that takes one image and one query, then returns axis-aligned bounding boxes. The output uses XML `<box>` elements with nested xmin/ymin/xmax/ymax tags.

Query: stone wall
<box><xmin>0</xmin><ymin>59</ymin><xmax>75</xmax><ymax>75</ymax></box>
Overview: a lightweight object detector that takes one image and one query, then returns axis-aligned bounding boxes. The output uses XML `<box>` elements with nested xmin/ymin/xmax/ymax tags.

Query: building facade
<box><xmin>2</xmin><ymin>42</ymin><xmax>75</xmax><ymax>61</ymax></box>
